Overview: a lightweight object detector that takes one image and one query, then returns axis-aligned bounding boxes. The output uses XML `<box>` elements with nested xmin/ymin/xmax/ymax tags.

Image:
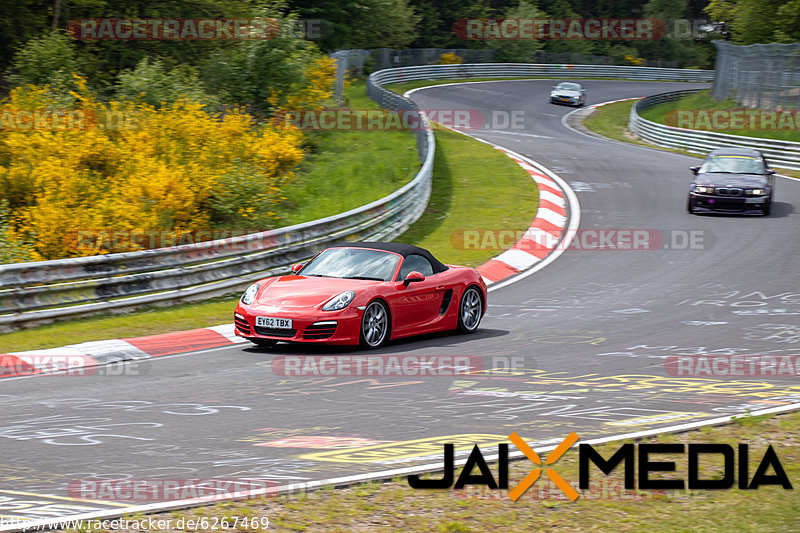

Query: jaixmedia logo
<box><xmin>408</xmin><ymin>433</ymin><xmax>793</xmax><ymax>500</ymax></box>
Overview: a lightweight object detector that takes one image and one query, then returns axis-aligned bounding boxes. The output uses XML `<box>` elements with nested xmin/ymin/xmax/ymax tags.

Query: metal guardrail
<box><xmin>365</xmin><ymin>63</ymin><xmax>714</xmax><ymax>84</ymax></box>
<box><xmin>628</xmin><ymin>90</ymin><xmax>800</xmax><ymax>171</ymax></box>
<box><xmin>0</xmin><ymin>62</ymin><xmax>715</xmax><ymax>331</ymax></box>
<box><xmin>0</xmin><ymin>74</ymin><xmax>435</xmax><ymax>332</ymax></box>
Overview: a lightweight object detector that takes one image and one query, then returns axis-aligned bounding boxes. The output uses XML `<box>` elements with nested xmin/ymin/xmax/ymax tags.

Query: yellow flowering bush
<box><xmin>438</xmin><ymin>52</ymin><xmax>463</xmax><ymax>65</ymax></box>
<box><xmin>0</xmin><ymin>76</ymin><xmax>305</xmax><ymax>260</ymax></box>
<box><xmin>270</xmin><ymin>55</ymin><xmax>337</xmax><ymax>113</ymax></box>
<box><xmin>625</xmin><ymin>54</ymin><xmax>645</xmax><ymax>66</ymax></box>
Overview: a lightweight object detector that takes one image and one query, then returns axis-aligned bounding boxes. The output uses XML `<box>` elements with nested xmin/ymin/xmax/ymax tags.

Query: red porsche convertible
<box><xmin>234</xmin><ymin>242</ymin><xmax>487</xmax><ymax>349</ymax></box>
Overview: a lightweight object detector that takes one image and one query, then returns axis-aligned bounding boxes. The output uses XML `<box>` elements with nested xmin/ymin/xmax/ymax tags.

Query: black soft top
<box><xmin>328</xmin><ymin>241</ymin><xmax>449</xmax><ymax>273</ymax></box>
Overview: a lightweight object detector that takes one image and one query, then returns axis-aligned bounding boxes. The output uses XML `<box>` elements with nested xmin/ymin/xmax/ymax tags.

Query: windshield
<box><xmin>299</xmin><ymin>248</ymin><xmax>400</xmax><ymax>281</ymax></box>
<box><xmin>556</xmin><ymin>83</ymin><xmax>581</xmax><ymax>91</ymax></box>
<box><xmin>699</xmin><ymin>156</ymin><xmax>765</xmax><ymax>174</ymax></box>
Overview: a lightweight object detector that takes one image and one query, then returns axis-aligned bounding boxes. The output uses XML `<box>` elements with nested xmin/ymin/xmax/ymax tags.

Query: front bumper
<box><xmin>550</xmin><ymin>96</ymin><xmax>581</xmax><ymax>106</ymax></box>
<box><xmin>689</xmin><ymin>192</ymin><xmax>769</xmax><ymax>214</ymax></box>
<box><xmin>234</xmin><ymin>305</ymin><xmax>362</xmax><ymax>345</ymax></box>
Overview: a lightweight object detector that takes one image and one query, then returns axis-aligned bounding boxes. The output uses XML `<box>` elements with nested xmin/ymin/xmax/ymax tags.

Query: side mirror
<box><xmin>291</xmin><ymin>263</ymin><xmax>304</xmax><ymax>273</ymax></box>
<box><xmin>689</xmin><ymin>166</ymin><xmax>700</xmax><ymax>175</ymax></box>
<box><xmin>766</xmin><ymin>169</ymin><xmax>776</xmax><ymax>175</ymax></box>
<box><xmin>403</xmin><ymin>271</ymin><xmax>425</xmax><ymax>286</ymax></box>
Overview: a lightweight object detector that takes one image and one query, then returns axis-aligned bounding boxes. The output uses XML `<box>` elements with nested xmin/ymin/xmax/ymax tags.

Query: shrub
<box><xmin>0</xmin><ymin>76</ymin><xmax>304</xmax><ymax>260</ymax></box>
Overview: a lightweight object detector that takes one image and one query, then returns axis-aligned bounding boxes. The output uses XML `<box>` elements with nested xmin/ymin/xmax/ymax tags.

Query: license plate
<box><xmin>560</xmin><ymin>98</ymin><xmax>571</xmax><ymax>102</ymax></box>
<box><xmin>745</xmin><ymin>198</ymin><xmax>766</xmax><ymax>204</ymax></box>
<box><xmin>256</xmin><ymin>316</ymin><xmax>292</xmax><ymax>329</ymax></box>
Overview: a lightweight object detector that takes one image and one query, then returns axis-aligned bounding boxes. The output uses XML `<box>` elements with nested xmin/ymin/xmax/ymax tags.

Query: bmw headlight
<box><xmin>241</xmin><ymin>283</ymin><xmax>259</xmax><ymax>305</ymax></box>
<box><xmin>695</xmin><ymin>186</ymin><xmax>714</xmax><ymax>193</ymax></box>
<box><xmin>749</xmin><ymin>188</ymin><xmax>765</xmax><ymax>195</ymax></box>
<box><xmin>323</xmin><ymin>291</ymin><xmax>355</xmax><ymax>311</ymax></box>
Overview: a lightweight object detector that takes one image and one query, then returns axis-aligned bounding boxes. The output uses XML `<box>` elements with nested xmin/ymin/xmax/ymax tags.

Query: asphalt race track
<box><xmin>2</xmin><ymin>80</ymin><xmax>800</xmax><ymax>523</ymax></box>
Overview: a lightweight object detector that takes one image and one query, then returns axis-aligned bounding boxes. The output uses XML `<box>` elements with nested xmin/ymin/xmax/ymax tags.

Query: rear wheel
<box><xmin>457</xmin><ymin>286</ymin><xmax>483</xmax><ymax>334</ymax></box>
<box><xmin>360</xmin><ymin>300</ymin><xmax>390</xmax><ymax>349</ymax></box>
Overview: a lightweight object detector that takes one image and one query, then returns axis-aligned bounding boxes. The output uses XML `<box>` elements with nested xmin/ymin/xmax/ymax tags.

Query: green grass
<box><xmin>386</xmin><ymin>76</ymin><xmax>689</xmax><ymax>97</ymax></box>
<box><xmin>638</xmin><ymin>89</ymin><xmax>800</xmax><ymax>142</ymax></box>
<box><xmin>78</xmin><ymin>410</ymin><xmax>800</xmax><ymax>532</ymax></box>
<box><xmin>276</xmin><ymin>81</ymin><xmax>418</xmax><ymax>224</ymax></box>
<box><xmin>582</xmin><ymin>100</ymin><xmax>639</xmax><ymax>144</ymax></box>
<box><xmin>396</xmin><ymin>126</ymin><xmax>538</xmax><ymax>266</ymax></box>
<box><xmin>582</xmin><ymin>97</ymin><xmax>800</xmax><ymax>179</ymax></box>
<box><xmin>0</xmin><ymin>112</ymin><xmax>537</xmax><ymax>352</ymax></box>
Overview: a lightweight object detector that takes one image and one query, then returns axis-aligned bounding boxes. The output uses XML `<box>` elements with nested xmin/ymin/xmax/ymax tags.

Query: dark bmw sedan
<box><xmin>687</xmin><ymin>148</ymin><xmax>776</xmax><ymax>215</ymax></box>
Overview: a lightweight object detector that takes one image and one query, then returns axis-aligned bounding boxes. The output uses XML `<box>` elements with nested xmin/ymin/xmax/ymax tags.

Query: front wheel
<box><xmin>762</xmin><ymin>199</ymin><xmax>771</xmax><ymax>216</ymax></box>
<box><xmin>457</xmin><ymin>286</ymin><xmax>483</xmax><ymax>334</ymax></box>
<box><xmin>686</xmin><ymin>195</ymin><xmax>696</xmax><ymax>214</ymax></box>
<box><xmin>360</xmin><ymin>300</ymin><xmax>390</xmax><ymax>349</ymax></box>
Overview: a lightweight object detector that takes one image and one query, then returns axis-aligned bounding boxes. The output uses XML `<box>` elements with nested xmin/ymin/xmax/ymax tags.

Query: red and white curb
<box><xmin>476</xmin><ymin>145</ymin><xmax>575</xmax><ymax>288</ymax></box>
<box><xmin>433</xmin><ymin>124</ymin><xmax>580</xmax><ymax>292</ymax></box>
<box><xmin>0</xmin><ymin>324</ymin><xmax>246</xmax><ymax>379</ymax></box>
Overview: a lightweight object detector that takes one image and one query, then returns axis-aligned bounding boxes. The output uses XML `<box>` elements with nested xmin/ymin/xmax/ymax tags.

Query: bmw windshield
<box><xmin>699</xmin><ymin>156</ymin><xmax>765</xmax><ymax>174</ymax></box>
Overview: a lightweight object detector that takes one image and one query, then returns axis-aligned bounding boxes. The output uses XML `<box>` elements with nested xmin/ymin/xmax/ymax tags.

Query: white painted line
<box><xmin>9</xmin><ymin>400</ymin><xmax>799</xmax><ymax>533</ymax></box>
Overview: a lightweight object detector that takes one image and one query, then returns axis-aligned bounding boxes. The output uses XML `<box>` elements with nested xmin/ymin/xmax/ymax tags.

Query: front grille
<box><xmin>303</xmin><ymin>321</ymin><xmax>338</xmax><ymax>339</ymax></box>
<box><xmin>234</xmin><ymin>315</ymin><xmax>251</xmax><ymax>334</ymax></box>
<box><xmin>702</xmin><ymin>198</ymin><xmax>744</xmax><ymax>210</ymax></box>
<box><xmin>716</xmin><ymin>187</ymin><xmax>743</xmax><ymax>196</ymax></box>
<box><xmin>254</xmin><ymin>326</ymin><xmax>297</xmax><ymax>338</ymax></box>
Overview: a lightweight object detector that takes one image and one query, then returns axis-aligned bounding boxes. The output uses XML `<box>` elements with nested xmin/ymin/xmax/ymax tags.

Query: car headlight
<box><xmin>241</xmin><ymin>283</ymin><xmax>259</xmax><ymax>305</ymax></box>
<box><xmin>694</xmin><ymin>186</ymin><xmax>714</xmax><ymax>193</ymax></box>
<box><xmin>749</xmin><ymin>189</ymin><xmax>765</xmax><ymax>195</ymax></box>
<box><xmin>322</xmin><ymin>291</ymin><xmax>355</xmax><ymax>311</ymax></box>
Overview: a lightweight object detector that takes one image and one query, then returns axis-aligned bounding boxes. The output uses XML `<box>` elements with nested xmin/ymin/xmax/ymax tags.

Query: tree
<box><xmin>705</xmin><ymin>0</ymin><xmax>800</xmax><ymax>44</ymax></box>
<box><xmin>774</xmin><ymin>0</ymin><xmax>800</xmax><ymax>43</ymax></box>
<box><xmin>485</xmin><ymin>0</ymin><xmax>547</xmax><ymax>61</ymax></box>
<box><xmin>290</xmin><ymin>0</ymin><xmax>420</xmax><ymax>50</ymax></box>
